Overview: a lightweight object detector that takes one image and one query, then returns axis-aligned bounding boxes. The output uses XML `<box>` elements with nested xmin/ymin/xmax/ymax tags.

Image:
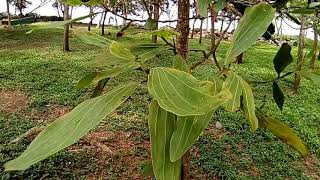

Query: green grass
<box><xmin>0</xmin><ymin>25</ymin><xmax>319</xmax><ymax>179</ymax></box>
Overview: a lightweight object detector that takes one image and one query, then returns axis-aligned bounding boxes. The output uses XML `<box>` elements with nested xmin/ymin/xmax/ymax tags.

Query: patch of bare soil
<box><xmin>303</xmin><ymin>154</ymin><xmax>320</xmax><ymax>179</ymax></box>
<box><xmin>68</xmin><ymin>130</ymin><xmax>150</xmax><ymax>179</ymax></box>
<box><xmin>27</xmin><ymin>104</ymin><xmax>72</xmax><ymax>122</ymax></box>
<box><xmin>0</xmin><ymin>89</ymin><xmax>29</xmax><ymax>114</ymax></box>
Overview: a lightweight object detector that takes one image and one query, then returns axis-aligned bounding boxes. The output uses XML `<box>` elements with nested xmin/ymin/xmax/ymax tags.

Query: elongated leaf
<box><xmin>197</xmin><ymin>0</ymin><xmax>212</xmax><ymax>17</ymax></box>
<box><xmin>96</xmin><ymin>48</ymin><xmax>133</xmax><ymax>67</ymax></box>
<box><xmin>273</xmin><ymin>43</ymin><xmax>293</xmax><ymax>77</ymax></box>
<box><xmin>4</xmin><ymin>83</ymin><xmax>138</xmax><ymax>171</ymax></box>
<box><xmin>94</xmin><ymin>63</ymin><xmax>140</xmax><ymax>82</ymax></box>
<box><xmin>222</xmin><ymin>72</ymin><xmax>258</xmax><ymax>131</ymax></box>
<box><xmin>290</xmin><ymin>8</ymin><xmax>316</xmax><ymax>14</ymax></box>
<box><xmin>272</xmin><ymin>81</ymin><xmax>285</xmax><ymax>111</ymax></box>
<box><xmin>256</xmin><ymin>110</ymin><xmax>308</xmax><ymax>155</ymax></box>
<box><xmin>224</xmin><ymin>2</ymin><xmax>275</xmax><ymax>65</ymax></box>
<box><xmin>150</xmin><ymin>29</ymin><xmax>179</xmax><ymax>40</ymax></box>
<box><xmin>284</xmin><ymin>12</ymin><xmax>300</xmax><ymax>25</ymax></box>
<box><xmin>241</xmin><ymin>76</ymin><xmax>258</xmax><ymax>132</ymax></box>
<box><xmin>74</xmin><ymin>31</ymin><xmax>112</xmax><ymax>48</ymax></box>
<box><xmin>110</xmin><ymin>41</ymin><xmax>136</xmax><ymax>61</ymax></box>
<box><xmin>148</xmin><ymin>100</ymin><xmax>181</xmax><ymax>180</ymax></box>
<box><xmin>301</xmin><ymin>71</ymin><xmax>320</xmax><ymax>87</ymax></box>
<box><xmin>139</xmin><ymin>45</ymin><xmax>166</xmax><ymax>64</ymax></box>
<box><xmin>77</xmin><ymin>72</ymin><xmax>98</xmax><ymax>89</ymax></box>
<box><xmin>170</xmin><ymin>111</ymin><xmax>213</xmax><ymax>162</ymax></box>
<box><xmin>148</xmin><ymin>67</ymin><xmax>232</xmax><ymax>116</ymax></box>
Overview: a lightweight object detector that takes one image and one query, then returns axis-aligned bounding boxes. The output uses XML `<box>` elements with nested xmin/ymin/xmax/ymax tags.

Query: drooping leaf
<box><xmin>138</xmin><ymin>45</ymin><xmax>166</xmax><ymax>63</ymax></box>
<box><xmin>94</xmin><ymin>63</ymin><xmax>140</xmax><ymax>82</ymax></box>
<box><xmin>197</xmin><ymin>0</ymin><xmax>212</xmax><ymax>17</ymax></box>
<box><xmin>109</xmin><ymin>41</ymin><xmax>136</xmax><ymax>61</ymax></box>
<box><xmin>301</xmin><ymin>71</ymin><xmax>320</xmax><ymax>87</ymax></box>
<box><xmin>214</xmin><ymin>0</ymin><xmax>227</xmax><ymax>12</ymax></box>
<box><xmin>148</xmin><ymin>100</ymin><xmax>181</xmax><ymax>180</ymax></box>
<box><xmin>170</xmin><ymin>111</ymin><xmax>214</xmax><ymax>162</ymax></box>
<box><xmin>148</xmin><ymin>67</ymin><xmax>232</xmax><ymax>116</ymax></box>
<box><xmin>290</xmin><ymin>8</ymin><xmax>316</xmax><ymax>14</ymax></box>
<box><xmin>223</xmin><ymin>72</ymin><xmax>258</xmax><ymax>131</ymax></box>
<box><xmin>76</xmin><ymin>72</ymin><xmax>98</xmax><ymax>89</ymax></box>
<box><xmin>144</xmin><ymin>18</ymin><xmax>157</xmax><ymax>30</ymax></box>
<box><xmin>74</xmin><ymin>31</ymin><xmax>112</xmax><ymax>48</ymax></box>
<box><xmin>96</xmin><ymin>48</ymin><xmax>133</xmax><ymax>67</ymax></box>
<box><xmin>283</xmin><ymin>12</ymin><xmax>300</xmax><ymax>25</ymax></box>
<box><xmin>173</xmin><ymin>55</ymin><xmax>189</xmax><ymax>73</ymax></box>
<box><xmin>273</xmin><ymin>43</ymin><xmax>293</xmax><ymax>77</ymax></box>
<box><xmin>272</xmin><ymin>81</ymin><xmax>285</xmax><ymax>111</ymax></box>
<box><xmin>4</xmin><ymin>83</ymin><xmax>138</xmax><ymax>171</ymax></box>
<box><xmin>309</xmin><ymin>2</ymin><xmax>320</xmax><ymax>8</ymax></box>
<box><xmin>91</xmin><ymin>78</ymin><xmax>109</xmax><ymax>98</ymax></box>
<box><xmin>150</xmin><ymin>29</ymin><xmax>179</xmax><ymax>40</ymax></box>
<box><xmin>256</xmin><ymin>110</ymin><xmax>308</xmax><ymax>155</ymax></box>
<box><xmin>224</xmin><ymin>2</ymin><xmax>275</xmax><ymax>65</ymax></box>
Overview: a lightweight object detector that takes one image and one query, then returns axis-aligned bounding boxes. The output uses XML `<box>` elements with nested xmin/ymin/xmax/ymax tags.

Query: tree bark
<box><xmin>176</xmin><ymin>0</ymin><xmax>190</xmax><ymax>60</ymax></box>
<box><xmin>102</xmin><ymin>11</ymin><xmax>107</xmax><ymax>35</ymax></box>
<box><xmin>63</xmin><ymin>3</ymin><xmax>70</xmax><ymax>52</ymax></box>
<box><xmin>294</xmin><ymin>17</ymin><xmax>306</xmax><ymax>94</ymax></box>
<box><xmin>309</xmin><ymin>13</ymin><xmax>319</xmax><ymax>70</ymax></box>
<box><xmin>199</xmin><ymin>18</ymin><xmax>204</xmax><ymax>44</ymax></box>
<box><xmin>6</xmin><ymin>0</ymin><xmax>11</xmax><ymax>26</ymax></box>
<box><xmin>191</xmin><ymin>18</ymin><xmax>196</xmax><ymax>39</ymax></box>
<box><xmin>70</xmin><ymin>6</ymin><xmax>73</xmax><ymax>28</ymax></box>
<box><xmin>176</xmin><ymin>0</ymin><xmax>190</xmax><ymax>179</ymax></box>
<box><xmin>210</xmin><ymin>6</ymin><xmax>216</xmax><ymax>51</ymax></box>
<box><xmin>152</xmin><ymin>2</ymin><xmax>160</xmax><ymax>43</ymax></box>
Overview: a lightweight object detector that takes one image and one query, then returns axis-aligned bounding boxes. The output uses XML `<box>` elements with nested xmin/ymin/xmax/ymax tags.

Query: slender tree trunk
<box><xmin>63</xmin><ymin>3</ymin><xmax>70</xmax><ymax>52</ymax></box>
<box><xmin>88</xmin><ymin>7</ymin><xmax>93</xmax><ymax>31</ymax></box>
<box><xmin>191</xmin><ymin>18</ymin><xmax>196</xmax><ymax>39</ymax></box>
<box><xmin>177</xmin><ymin>0</ymin><xmax>190</xmax><ymax>179</ymax></box>
<box><xmin>210</xmin><ymin>6</ymin><xmax>216</xmax><ymax>50</ymax></box>
<box><xmin>152</xmin><ymin>2</ymin><xmax>160</xmax><ymax>43</ymax></box>
<box><xmin>6</xmin><ymin>0</ymin><xmax>11</xmax><ymax>26</ymax></box>
<box><xmin>309</xmin><ymin>13</ymin><xmax>319</xmax><ymax>70</ymax></box>
<box><xmin>176</xmin><ymin>0</ymin><xmax>190</xmax><ymax>59</ymax></box>
<box><xmin>294</xmin><ymin>17</ymin><xmax>306</xmax><ymax>94</ymax></box>
<box><xmin>199</xmin><ymin>18</ymin><xmax>204</xmax><ymax>44</ymax></box>
<box><xmin>70</xmin><ymin>6</ymin><xmax>73</xmax><ymax>28</ymax></box>
<box><xmin>102</xmin><ymin>11</ymin><xmax>107</xmax><ymax>35</ymax></box>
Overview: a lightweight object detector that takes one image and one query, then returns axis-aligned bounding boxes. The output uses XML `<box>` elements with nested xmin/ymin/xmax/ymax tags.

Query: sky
<box><xmin>0</xmin><ymin>0</ymin><xmax>317</xmax><ymax>39</ymax></box>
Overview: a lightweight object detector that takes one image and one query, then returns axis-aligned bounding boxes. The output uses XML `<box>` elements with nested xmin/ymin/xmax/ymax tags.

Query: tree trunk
<box><xmin>102</xmin><ymin>11</ymin><xmax>107</xmax><ymax>35</ymax></box>
<box><xmin>88</xmin><ymin>7</ymin><xmax>93</xmax><ymax>31</ymax></box>
<box><xmin>70</xmin><ymin>6</ymin><xmax>73</xmax><ymax>28</ymax></box>
<box><xmin>152</xmin><ymin>2</ymin><xmax>160</xmax><ymax>43</ymax></box>
<box><xmin>176</xmin><ymin>0</ymin><xmax>190</xmax><ymax>179</ymax></box>
<box><xmin>294</xmin><ymin>17</ymin><xmax>306</xmax><ymax>94</ymax></box>
<box><xmin>176</xmin><ymin>0</ymin><xmax>190</xmax><ymax>59</ymax></box>
<box><xmin>6</xmin><ymin>0</ymin><xmax>11</xmax><ymax>26</ymax></box>
<box><xmin>309</xmin><ymin>13</ymin><xmax>319</xmax><ymax>70</ymax></box>
<box><xmin>199</xmin><ymin>18</ymin><xmax>204</xmax><ymax>44</ymax></box>
<box><xmin>210</xmin><ymin>6</ymin><xmax>216</xmax><ymax>50</ymax></box>
<box><xmin>191</xmin><ymin>18</ymin><xmax>196</xmax><ymax>39</ymax></box>
<box><xmin>63</xmin><ymin>3</ymin><xmax>70</xmax><ymax>52</ymax></box>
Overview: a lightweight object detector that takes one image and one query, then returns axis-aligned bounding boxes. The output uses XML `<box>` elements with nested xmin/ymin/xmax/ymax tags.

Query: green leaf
<box><xmin>109</xmin><ymin>41</ymin><xmax>136</xmax><ymax>61</ymax></box>
<box><xmin>138</xmin><ymin>45</ymin><xmax>166</xmax><ymax>63</ymax></box>
<box><xmin>148</xmin><ymin>67</ymin><xmax>232</xmax><ymax>116</ymax></box>
<box><xmin>94</xmin><ymin>63</ymin><xmax>140</xmax><ymax>82</ymax></box>
<box><xmin>76</xmin><ymin>72</ymin><xmax>98</xmax><ymax>89</ymax></box>
<box><xmin>214</xmin><ymin>0</ymin><xmax>227</xmax><ymax>12</ymax></box>
<box><xmin>272</xmin><ymin>81</ymin><xmax>285</xmax><ymax>111</ymax></box>
<box><xmin>224</xmin><ymin>2</ymin><xmax>275</xmax><ymax>65</ymax></box>
<box><xmin>309</xmin><ymin>2</ymin><xmax>320</xmax><ymax>8</ymax></box>
<box><xmin>273</xmin><ymin>43</ymin><xmax>293</xmax><ymax>77</ymax></box>
<box><xmin>197</xmin><ymin>0</ymin><xmax>212</xmax><ymax>17</ymax></box>
<box><xmin>74</xmin><ymin>31</ymin><xmax>112</xmax><ymax>48</ymax></box>
<box><xmin>173</xmin><ymin>55</ymin><xmax>189</xmax><ymax>72</ymax></box>
<box><xmin>283</xmin><ymin>12</ymin><xmax>300</xmax><ymax>25</ymax></box>
<box><xmin>144</xmin><ymin>18</ymin><xmax>157</xmax><ymax>30</ymax></box>
<box><xmin>290</xmin><ymin>8</ymin><xmax>316</xmax><ymax>14</ymax></box>
<box><xmin>301</xmin><ymin>71</ymin><xmax>320</xmax><ymax>87</ymax></box>
<box><xmin>223</xmin><ymin>72</ymin><xmax>258</xmax><ymax>131</ymax></box>
<box><xmin>4</xmin><ymin>83</ymin><xmax>138</xmax><ymax>171</ymax></box>
<box><xmin>256</xmin><ymin>110</ymin><xmax>308</xmax><ymax>155</ymax></box>
<box><xmin>150</xmin><ymin>29</ymin><xmax>179</xmax><ymax>40</ymax></box>
<box><xmin>148</xmin><ymin>100</ymin><xmax>181</xmax><ymax>180</ymax></box>
<box><xmin>170</xmin><ymin>111</ymin><xmax>213</xmax><ymax>162</ymax></box>
<box><xmin>96</xmin><ymin>48</ymin><xmax>133</xmax><ymax>67</ymax></box>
